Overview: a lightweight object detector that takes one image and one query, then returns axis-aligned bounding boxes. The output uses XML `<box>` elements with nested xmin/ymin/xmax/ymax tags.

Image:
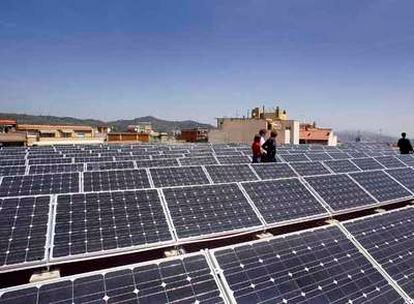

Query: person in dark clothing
<box><xmin>262</xmin><ymin>131</ymin><xmax>277</xmax><ymax>162</ymax></box>
<box><xmin>251</xmin><ymin>135</ymin><xmax>262</xmax><ymax>163</ymax></box>
<box><xmin>397</xmin><ymin>132</ymin><xmax>413</xmax><ymax>154</ymax></box>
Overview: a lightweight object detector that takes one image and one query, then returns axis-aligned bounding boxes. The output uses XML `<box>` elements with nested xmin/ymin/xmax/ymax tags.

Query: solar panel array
<box><xmin>0</xmin><ymin>143</ymin><xmax>413</xmax><ymax>303</ymax></box>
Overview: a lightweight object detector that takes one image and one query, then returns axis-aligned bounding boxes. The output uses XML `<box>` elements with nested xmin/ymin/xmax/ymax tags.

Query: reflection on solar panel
<box><xmin>350</xmin><ymin>171</ymin><xmax>412</xmax><ymax>202</ymax></box>
<box><xmin>206</xmin><ymin>164</ymin><xmax>258</xmax><ymax>183</ymax></box>
<box><xmin>217</xmin><ymin>155</ymin><xmax>251</xmax><ymax>164</ymax></box>
<box><xmin>0</xmin><ymin>173</ymin><xmax>79</xmax><ymax>197</ymax></box>
<box><xmin>305</xmin><ymin>152</ymin><xmax>332</xmax><ymax>161</ymax></box>
<box><xmin>0</xmin><ymin>253</ymin><xmax>225</xmax><ymax>304</ymax></box>
<box><xmin>323</xmin><ymin>159</ymin><xmax>361</xmax><ymax>173</ymax></box>
<box><xmin>251</xmin><ymin>163</ymin><xmax>297</xmax><ymax>180</ymax></box>
<box><xmin>178</xmin><ymin>156</ymin><xmax>218</xmax><ymax>166</ymax></box>
<box><xmin>385</xmin><ymin>168</ymin><xmax>414</xmax><ymax>193</ymax></box>
<box><xmin>150</xmin><ymin>166</ymin><xmax>209</xmax><ymax>188</ymax></box>
<box><xmin>86</xmin><ymin>161</ymin><xmax>135</xmax><ymax>171</ymax></box>
<box><xmin>374</xmin><ymin>156</ymin><xmax>406</xmax><ymax>169</ymax></box>
<box><xmin>162</xmin><ymin>184</ymin><xmax>262</xmax><ymax>239</ymax></box>
<box><xmin>28</xmin><ymin>164</ymin><xmax>84</xmax><ymax>175</ymax></box>
<box><xmin>306</xmin><ymin>174</ymin><xmax>376</xmax><ymax>211</ymax></box>
<box><xmin>280</xmin><ymin>153</ymin><xmax>310</xmax><ymax>162</ymax></box>
<box><xmin>52</xmin><ymin>189</ymin><xmax>172</xmax><ymax>259</ymax></box>
<box><xmin>242</xmin><ymin>179</ymin><xmax>327</xmax><ymax>225</ymax></box>
<box><xmin>344</xmin><ymin>207</ymin><xmax>414</xmax><ymax>298</ymax></box>
<box><xmin>212</xmin><ymin>226</ymin><xmax>405</xmax><ymax>304</ymax></box>
<box><xmin>0</xmin><ymin>166</ymin><xmax>26</xmax><ymax>177</ymax></box>
<box><xmin>83</xmin><ymin>169</ymin><xmax>150</xmax><ymax>192</ymax></box>
<box><xmin>135</xmin><ymin>159</ymin><xmax>179</xmax><ymax>169</ymax></box>
<box><xmin>289</xmin><ymin>161</ymin><xmax>331</xmax><ymax>176</ymax></box>
<box><xmin>396</xmin><ymin>155</ymin><xmax>414</xmax><ymax>167</ymax></box>
<box><xmin>0</xmin><ymin>196</ymin><xmax>50</xmax><ymax>269</ymax></box>
<box><xmin>351</xmin><ymin>157</ymin><xmax>384</xmax><ymax>171</ymax></box>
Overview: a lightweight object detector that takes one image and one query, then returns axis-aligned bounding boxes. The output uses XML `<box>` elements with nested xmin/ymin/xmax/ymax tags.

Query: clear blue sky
<box><xmin>1</xmin><ymin>0</ymin><xmax>413</xmax><ymax>136</ymax></box>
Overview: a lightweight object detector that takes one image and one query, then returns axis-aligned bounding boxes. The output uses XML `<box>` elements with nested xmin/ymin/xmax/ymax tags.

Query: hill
<box><xmin>336</xmin><ymin>130</ymin><xmax>397</xmax><ymax>144</ymax></box>
<box><xmin>0</xmin><ymin>113</ymin><xmax>214</xmax><ymax>133</ymax></box>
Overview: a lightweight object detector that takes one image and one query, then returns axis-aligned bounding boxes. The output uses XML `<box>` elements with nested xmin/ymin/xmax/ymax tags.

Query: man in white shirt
<box><xmin>259</xmin><ymin>129</ymin><xmax>267</xmax><ymax>146</ymax></box>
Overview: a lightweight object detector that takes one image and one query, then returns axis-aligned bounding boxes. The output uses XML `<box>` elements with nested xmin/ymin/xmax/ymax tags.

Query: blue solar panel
<box><xmin>323</xmin><ymin>159</ymin><xmax>361</xmax><ymax>173</ymax></box>
<box><xmin>385</xmin><ymin>168</ymin><xmax>414</xmax><ymax>193</ymax></box>
<box><xmin>289</xmin><ymin>161</ymin><xmax>331</xmax><ymax>177</ymax></box>
<box><xmin>206</xmin><ymin>164</ymin><xmax>258</xmax><ymax>183</ymax></box>
<box><xmin>251</xmin><ymin>163</ymin><xmax>297</xmax><ymax>180</ymax></box>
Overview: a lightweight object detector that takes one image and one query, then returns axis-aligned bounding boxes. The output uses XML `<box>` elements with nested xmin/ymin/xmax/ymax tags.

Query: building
<box><xmin>0</xmin><ymin>119</ymin><xmax>17</xmax><ymax>133</ymax></box>
<box><xmin>178</xmin><ymin>127</ymin><xmax>209</xmax><ymax>142</ymax></box>
<box><xmin>208</xmin><ymin>106</ymin><xmax>300</xmax><ymax>145</ymax></box>
<box><xmin>16</xmin><ymin>124</ymin><xmax>104</xmax><ymax>146</ymax></box>
<box><xmin>127</xmin><ymin>122</ymin><xmax>153</xmax><ymax>134</ymax></box>
<box><xmin>107</xmin><ymin>132</ymin><xmax>150</xmax><ymax>143</ymax></box>
<box><xmin>0</xmin><ymin>132</ymin><xmax>27</xmax><ymax>147</ymax></box>
<box><xmin>299</xmin><ymin>122</ymin><xmax>337</xmax><ymax>146</ymax></box>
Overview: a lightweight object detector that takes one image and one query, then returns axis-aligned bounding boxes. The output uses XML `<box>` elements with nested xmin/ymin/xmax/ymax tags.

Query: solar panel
<box><xmin>86</xmin><ymin>160</ymin><xmax>135</xmax><ymax>171</ymax></box>
<box><xmin>348</xmin><ymin>151</ymin><xmax>369</xmax><ymax>158</ymax></box>
<box><xmin>280</xmin><ymin>153</ymin><xmax>310</xmax><ymax>162</ymax></box>
<box><xmin>351</xmin><ymin>157</ymin><xmax>384</xmax><ymax>171</ymax></box>
<box><xmin>323</xmin><ymin>159</ymin><xmax>361</xmax><ymax>173</ymax></box>
<box><xmin>216</xmin><ymin>155</ymin><xmax>251</xmax><ymax>164</ymax></box>
<box><xmin>374</xmin><ymin>156</ymin><xmax>406</xmax><ymax>169</ymax></box>
<box><xmin>83</xmin><ymin>169</ymin><xmax>150</xmax><ymax>192</ymax></box>
<box><xmin>74</xmin><ymin>156</ymin><xmax>113</xmax><ymax>163</ymax></box>
<box><xmin>396</xmin><ymin>155</ymin><xmax>414</xmax><ymax>167</ymax></box>
<box><xmin>162</xmin><ymin>183</ymin><xmax>263</xmax><ymax>239</ymax></box>
<box><xmin>206</xmin><ymin>164</ymin><xmax>258</xmax><ymax>183</ymax></box>
<box><xmin>0</xmin><ymin>166</ymin><xmax>26</xmax><ymax>177</ymax></box>
<box><xmin>0</xmin><ymin>252</ymin><xmax>225</xmax><ymax>304</ymax></box>
<box><xmin>152</xmin><ymin>154</ymin><xmax>184</xmax><ymax>160</ymax></box>
<box><xmin>28</xmin><ymin>164</ymin><xmax>84</xmax><ymax>175</ymax></box>
<box><xmin>385</xmin><ymin>167</ymin><xmax>414</xmax><ymax>193</ymax></box>
<box><xmin>0</xmin><ymin>173</ymin><xmax>80</xmax><ymax>197</ymax></box>
<box><xmin>241</xmin><ymin>179</ymin><xmax>327</xmax><ymax>225</ymax></box>
<box><xmin>150</xmin><ymin>166</ymin><xmax>210</xmax><ymax>188</ymax></box>
<box><xmin>0</xmin><ymin>159</ymin><xmax>26</xmax><ymax>167</ymax></box>
<box><xmin>327</xmin><ymin>152</ymin><xmax>350</xmax><ymax>160</ymax></box>
<box><xmin>135</xmin><ymin>159</ymin><xmax>179</xmax><ymax>169</ymax></box>
<box><xmin>350</xmin><ymin>171</ymin><xmax>412</xmax><ymax>203</ymax></box>
<box><xmin>343</xmin><ymin>207</ymin><xmax>414</xmax><ymax>298</ymax></box>
<box><xmin>178</xmin><ymin>156</ymin><xmax>218</xmax><ymax>166</ymax></box>
<box><xmin>305</xmin><ymin>174</ymin><xmax>376</xmax><ymax>212</ymax></box>
<box><xmin>28</xmin><ymin>157</ymin><xmax>72</xmax><ymax>165</ymax></box>
<box><xmin>0</xmin><ymin>196</ymin><xmax>50</xmax><ymax>270</ymax></box>
<box><xmin>52</xmin><ymin>189</ymin><xmax>173</xmax><ymax>259</ymax></box>
<box><xmin>250</xmin><ymin>163</ymin><xmax>297</xmax><ymax>180</ymax></box>
<box><xmin>305</xmin><ymin>152</ymin><xmax>332</xmax><ymax>161</ymax></box>
<box><xmin>289</xmin><ymin>161</ymin><xmax>331</xmax><ymax>177</ymax></box>
<box><xmin>211</xmin><ymin>225</ymin><xmax>405</xmax><ymax>304</ymax></box>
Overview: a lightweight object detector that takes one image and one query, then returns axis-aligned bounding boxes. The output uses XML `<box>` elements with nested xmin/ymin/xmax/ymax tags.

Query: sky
<box><xmin>0</xmin><ymin>0</ymin><xmax>413</xmax><ymax>136</ymax></box>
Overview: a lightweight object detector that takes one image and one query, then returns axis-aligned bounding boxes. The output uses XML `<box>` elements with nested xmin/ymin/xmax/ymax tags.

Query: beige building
<box><xmin>209</xmin><ymin>106</ymin><xmax>300</xmax><ymax>145</ymax></box>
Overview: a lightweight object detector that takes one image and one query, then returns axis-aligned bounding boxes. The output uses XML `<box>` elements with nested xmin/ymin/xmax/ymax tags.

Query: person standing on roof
<box><xmin>397</xmin><ymin>132</ymin><xmax>413</xmax><ymax>154</ymax></box>
<box><xmin>251</xmin><ymin>135</ymin><xmax>262</xmax><ymax>163</ymax></box>
<box><xmin>262</xmin><ymin>131</ymin><xmax>277</xmax><ymax>162</ymax></box>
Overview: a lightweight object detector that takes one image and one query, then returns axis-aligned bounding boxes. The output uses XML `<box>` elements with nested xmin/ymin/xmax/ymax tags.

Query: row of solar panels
<box><xmin>1</xmin><ymin>166</ymin><xmax>413</xmax><ymax>273</ymax></box>
<box><xmin>0</xmin><ymin>206</ymin><xmax>412</xmax><ymax>303</ymax></box>
<box><xmin>1</xmin><ymin>153</ymin><xmax>413</xmax><ymax>180</ymax></box>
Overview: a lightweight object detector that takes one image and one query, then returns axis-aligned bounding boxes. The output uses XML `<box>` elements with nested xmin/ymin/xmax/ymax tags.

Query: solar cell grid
<box><xmin>162</xmin><ymin>183</ymin><xmax>263</xmax><ymax>239</ymax></box>
<box><xmin>83</xmin><ymin>169</ymin><xmax>150</xmax><ymax>192</ymax></box>
<box><xmin>0</xmin><ymin>253</ymin><xmax>225</xmax><ymax>304</ymax></box>
<box><xmin>280</xmin><ymin>153</ymin><xmax>310</xmax><ymax>162</ymax></box>
<box><xmin>0</xmin><ymin>196</ymin><xmax>50</xmax><ymax>269</ymax></box>
<box><xmin>28</xmin><ymin>157</ymin><xmax>72</xmax><ymax>165</ymax></box>
<box><xmin>251</xmin><ymin>163</ymin><xmax>297</xmax><ymax>180</ymax></box>
<box><xmin>52</xmin><ymin>189</ymin><xmax>172</xmax><ymax>259</ymax></box>
<box><xmin>385</xmin><ymin>167</ymin><xmax>414</xmax><ymax>193</ymax></box>
<box><xmin>241</xmin><ymin>178</ymin><xmax>327</xmax><ymax>225</ymax></box>
<box><xmin>74</xmin><ymin>156</ymin><xmax>114</xmax><ymax>163</ymax></box>
<box><xmin>86</xmin><ymin>160</ymin><xmax>135</xmax><ymax>171</ymax></box>
<box><xmin>304</xmin><ymin>152</ymin><xmax>332</xmax><ymax>161</ymax></box>
<box><xmin>150</xmin><ymin>166</ymin><xmax>210</xmax><ymax>188</ymax></box>
<box><xmin>323</xmin><ymin>159</ymin><xmax>361</xmax><ymax>173</ymax></box>
<box><xmin>212</xmin><ymin>226</ymin><xmax>405</xmax><ymax>304</ymax></box>
<box><xmin>374</xmin><ymin>156</ymin><xmax>406</xmax><ymax>169</ymax></box>
<box><xmin>135</xmin><ymin>158</ymin><xmax>179</xmax><ymax>169</ymax></box>
<box><xmin>350</xmin><ymin>171</ymin><xmax>412</xmax><ymax>203</ymax></box>
<box><xmin>28</xmin><ymin>164</ymin><xmax>84</xmax><ymax>175</ymax></box>
<box><xmin>217</xmin><ymin>155</ymin><xmax>251</xmax><ymax>164</ymax></box>
<box><xmin>289</xmin><ymin>161</ymin><xmax>331</xmax><ymax>177</ymax></box>
<box><xmin>344</xmin><ymin>207</ymin><xmax>414</xmax><ymax>298</ymax></box>
<box><xmin>396</xmin><ymin>155</ymin><xmax>414</xmax><ymax>167</ymax></box>
<box><xmin>206</xmin><ymin>164</ymin><xmax>258</xmax><ymax>183</ymax></box>
<box><xmin>350</xmin><ymin>157</ymin><xmax>384</xmax><ymax>171</ymax></box>
<box><xmin>327</xmin><ymin>152</ymin><xmax>350</xmax><ymax>160</ymax></box>
<box><xmin>0</xmin><ymin>166</ymin><xmax>26</xmax><ymax>177</ymax></box>
<box><xmin>178</xmin><ymin>156</ymin><xmax>218</xmax><ymax>166</ymax></box>
<box><xmin>0</xmin><ymin>159</ymin><xmax>26</xmax><ymax>167</ymax></box>
<box><xmin>305</xmin><ymin>174</ymin><xmax>376</xmax><ymax>212</ymax></box>
<box><xmin>0</xmin><ymin>173</ymin><xmax>80</xmax><ymax>197</ymax></box>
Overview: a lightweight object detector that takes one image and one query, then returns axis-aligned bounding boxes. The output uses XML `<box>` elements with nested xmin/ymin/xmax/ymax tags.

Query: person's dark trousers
<box><xmin>252</xmin><ymin>155</ymin><xmax>261</xmax><ymax>163</ymax></box>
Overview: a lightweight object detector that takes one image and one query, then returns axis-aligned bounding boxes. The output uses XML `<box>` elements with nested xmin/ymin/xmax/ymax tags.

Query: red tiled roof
<box><xmin>299</xmin><ymin>128</ymin><xmax>332</xmax><ymax>141</ymax></box>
